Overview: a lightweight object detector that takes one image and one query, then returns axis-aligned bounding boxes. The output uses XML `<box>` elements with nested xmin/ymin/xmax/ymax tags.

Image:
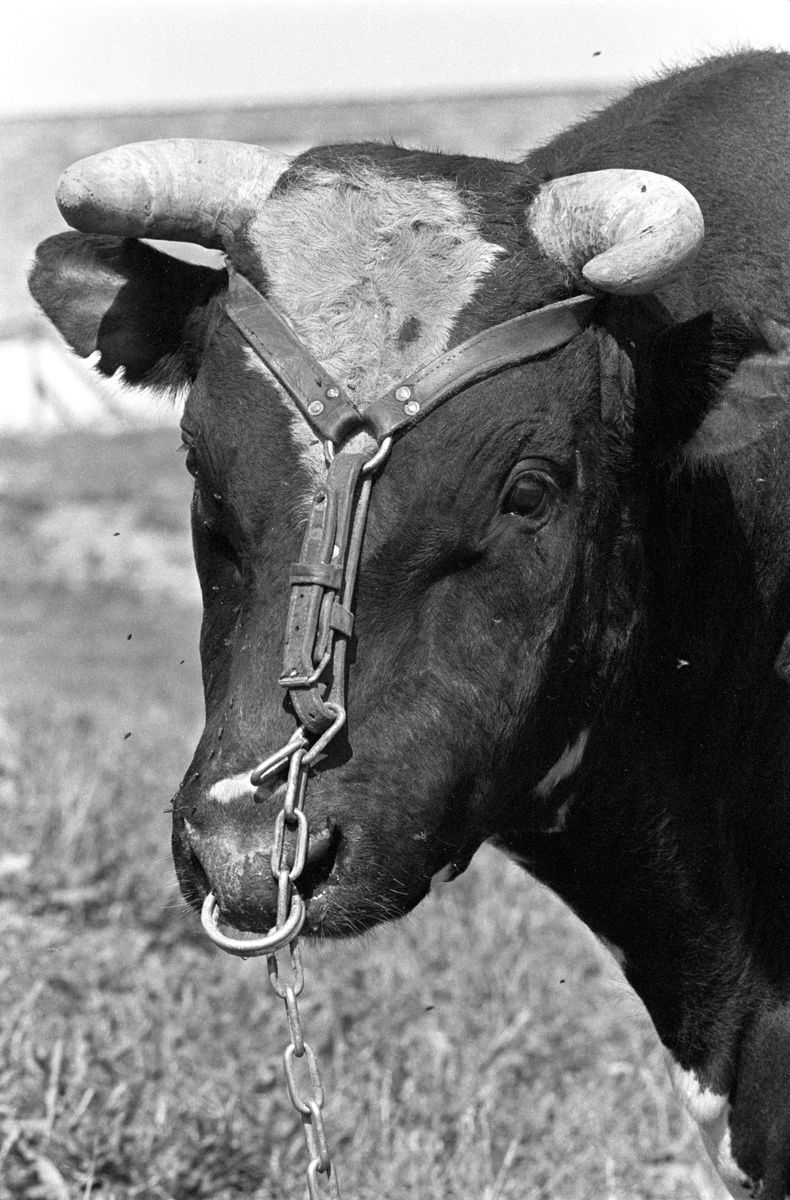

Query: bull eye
<box><xmin>502</xmin><ymin>469</ymin><xmax>555</xmax><ymax>524</ymax></box>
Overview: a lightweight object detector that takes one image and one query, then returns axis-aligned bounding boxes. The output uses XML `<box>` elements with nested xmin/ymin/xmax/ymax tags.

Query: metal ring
<box><xmin>362</xmin><ymin>436</ymin><xmax>393</xmax><ymax>475</ymax></box>
<box><xmin>278</xmin><ymin>650</ymin><xmax>332</xmax><ymax>691</ymax></box>
<box><xmin>250</xmin><ymin>726</ymin><xmax>308</xmax><ymax>785</ymax></box>
<box><xmin>302</xmin><ymin>704</ymin><xmax>346</xmax><ymax>766</ymax></box>
<box><xmin>200</xmin><ymin>891</ymin><xmax>306</xmax><ymax>957</ymax></box>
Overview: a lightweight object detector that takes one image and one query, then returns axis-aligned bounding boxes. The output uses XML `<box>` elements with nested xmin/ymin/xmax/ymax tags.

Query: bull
<box><xmin>29</xmin><ymin>49</ymin><xmax>790</xmax><ymax>1198</ymax></box>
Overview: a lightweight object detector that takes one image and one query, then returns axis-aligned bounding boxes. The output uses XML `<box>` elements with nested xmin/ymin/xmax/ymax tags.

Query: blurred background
<box><xmin>4</xmin><ymin>0</ymin><xmax>789</xmax><ymax>431</ymax></box>
<box><xmin>2</xmin><ymin>3</ymin><xmax>790</xmax><ymax>1198</ymax></box>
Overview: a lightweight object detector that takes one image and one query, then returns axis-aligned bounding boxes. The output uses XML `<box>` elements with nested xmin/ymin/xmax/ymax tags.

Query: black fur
<box><xmin>29</xmin><ymin>233</ymin><xmax>225</xmax><ymax>386</ymax></box>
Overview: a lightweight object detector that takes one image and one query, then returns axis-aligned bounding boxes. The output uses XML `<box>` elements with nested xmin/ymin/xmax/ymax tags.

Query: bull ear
<box><xmin>29</xmin><ymin>231</ymin><xmax>226</xmax><ymax>390</ymax></box>
<box><xmin>641</xmin><ymin>311</ymin><xmax>790</xmax><ymax>463</ymax></box>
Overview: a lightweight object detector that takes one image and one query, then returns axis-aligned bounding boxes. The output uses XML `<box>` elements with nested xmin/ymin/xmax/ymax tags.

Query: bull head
<box><xmin>29</xmin><ymin>137</ymin><xmax>710</xmax><ymax>942</ymax></box>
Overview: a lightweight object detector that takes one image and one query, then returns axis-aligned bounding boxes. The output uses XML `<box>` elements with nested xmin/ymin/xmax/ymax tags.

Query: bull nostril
<box><xmin>305</xmin><ymin>826</ymin><xmax>332</xmax><ymax>865</ymax></box>
<box><xmin>180</xmin><ymin>814</ymin><xmax>340</xmax><ymax>932</ymax></box>
<box><xmin>296</xmin><ymin>824</ymin><xmax>340</xmax><ymax>897</ymax></box>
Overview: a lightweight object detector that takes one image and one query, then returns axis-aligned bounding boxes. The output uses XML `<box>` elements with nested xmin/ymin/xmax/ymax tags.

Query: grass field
<box><xmin>0</xmin><ymin>427</ymin><xmax>731</xmax><ymax>1200</ymax></box>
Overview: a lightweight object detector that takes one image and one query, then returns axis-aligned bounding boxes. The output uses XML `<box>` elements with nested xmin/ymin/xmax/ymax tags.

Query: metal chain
<box><xmin>266</xmin><ymin>746</ymin><xmax>343</xmax><ymax>1200</ymax></box>
<box><xmin>201</xmin><ymin>440</ymin><xmax>392</xmax><ymax>1197</ymax></box>
<box><xmin>203</xmin><ymin>732</ymin><xmax>342</xmax><ymax>1198</ymax></box>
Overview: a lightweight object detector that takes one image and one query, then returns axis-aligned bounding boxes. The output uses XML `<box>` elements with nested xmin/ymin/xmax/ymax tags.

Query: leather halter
<box><xmin>200</xmin><ymin>269</ymin><xmax>600</xmax><ymax>959</ymax></box>
<box><xmin>225</xmin><ymin>270</ymin><xmax>598</xmax><ymax>447</ymax></box>
<box><xmin>223</xmin><ymin>269</ymin><xmax>598</xmax><ymax>738</ymax></box>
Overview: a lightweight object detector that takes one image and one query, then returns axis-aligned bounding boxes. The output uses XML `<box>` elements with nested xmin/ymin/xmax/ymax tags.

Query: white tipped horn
<box><xmin>529</xmin><ymin>169</ymin><xmax>704</xmax><ymax>295</ymax></box>
<box><xmin>56</xmin><ymin>139</ymin><xmax>291</xmax><ymax>249</ymax></box>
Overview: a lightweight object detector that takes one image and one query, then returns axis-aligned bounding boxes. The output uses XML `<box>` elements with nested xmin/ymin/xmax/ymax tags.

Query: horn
<box><xmin>529</xmin><ymin>169</ymin><xmax>704</xmax><ymax>295</ymax></box>
<box><xmin>56</xmin><ymin>139</ymin><xmax>290</xmax><ymax>249</ymax></box>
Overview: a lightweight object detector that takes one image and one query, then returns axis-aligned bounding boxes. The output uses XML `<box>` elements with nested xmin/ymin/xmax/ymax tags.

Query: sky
<box><xmin>3</xmin><ymin>0</ymin><xmax>790</xmax><ymax>118</ymax></box>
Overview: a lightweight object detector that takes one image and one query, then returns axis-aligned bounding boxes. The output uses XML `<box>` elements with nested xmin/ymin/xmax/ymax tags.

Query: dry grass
<box><xmin>0</xmin><ymin>430</ymin><xmax>731</xmax><ymax>1200</ymax></box>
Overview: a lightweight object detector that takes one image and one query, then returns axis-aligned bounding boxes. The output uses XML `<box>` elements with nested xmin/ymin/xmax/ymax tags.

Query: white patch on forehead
<box><xmin>244</xmin><ymin>163</ymin><xmax>502</xmax><ymax>487</ymax></box>
<box><xmin>208</xmin><ymin>771</ymin><xmax>257</xmax><ymax>804</ymax></box>
<box><xmin>535</xmin><ymin>729</ymin><xmax>590</xmax><ymax>800</ymax></box>
<box><xmin>664</xmin><ymin>1055</ymin><xmax>754</xmax><ymax>1199</ymax></box>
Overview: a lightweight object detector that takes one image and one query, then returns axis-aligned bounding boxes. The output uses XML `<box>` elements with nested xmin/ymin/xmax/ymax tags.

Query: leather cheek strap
<box><xmin>279</xmin><ymin>453</ymin><xmax>367</xmax><ymax>733</ymax></box>
<box><xmin>225</xmin><ymin>270</ymin><xmax>361</xmax><ymax>445</ymax></box>
<box><xmin>362</xmin><ymin>294</ymin><xmax>599</xmax><ymax>441</ymax></box>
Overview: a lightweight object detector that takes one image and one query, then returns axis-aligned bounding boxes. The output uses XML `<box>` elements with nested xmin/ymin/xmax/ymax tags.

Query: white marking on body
<box><xmin>666</xmin><ymin>1057</ymin><xmax>728</xmax><ymax>1125</ymax></box>
<box><xmin>543</xmin><ymin>794</ymin><xmax>575</xmax><ymax>833</ymax></box>
<box><xmin>535</xmin><ymin>729</ymin><xmax>590</xmax><ymax>800</ymax></box>
<box><xmin>664</xmin><ymin>1055</ymin><xmax>753</xmax><ymax>1198</ymax></box>
<box><xmin>243</xmin><ymin>163</ymin><xmax>502</xmax><ymax>488</ymax></box>
<box><xmin>716</xmin><ymin>1128</ymin><xmax>755</xmax><ymax>1199</ymax></box>
<box><xmin>208</xmin><ymin>771</ymin><xmax>257</xmax><ymax>804</ymax></box>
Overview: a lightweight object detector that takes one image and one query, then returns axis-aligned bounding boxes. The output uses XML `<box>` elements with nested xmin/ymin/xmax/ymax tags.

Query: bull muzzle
<box><xmin>184</xmin><ymin>814</ymin><xmax>339</xmax><ymax>935</ymax></box>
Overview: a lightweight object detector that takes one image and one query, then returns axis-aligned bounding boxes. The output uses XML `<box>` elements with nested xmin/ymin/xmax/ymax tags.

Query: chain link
<box><xmin>200</xmin><ymin>728</ymin><xmax>343</xmax><ymax>1198</ymax></box>
<box><xmin>266</xmin><ymin>745</ymin><xmax>343</xmax><ymax>1199</ymax></box>
<box><xmin>200</xmin><ymin>439</ymin><xmax>393</xmax><ymax>1195</ymax></box>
